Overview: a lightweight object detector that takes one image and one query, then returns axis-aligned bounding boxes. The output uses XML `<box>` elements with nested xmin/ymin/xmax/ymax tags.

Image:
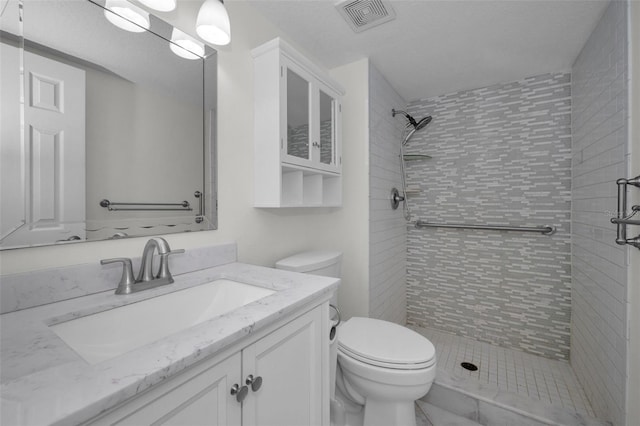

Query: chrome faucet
<box><xmin>138</xmin><ymin>237</ymin><xmax>172</xmax><ymax>282</ymax></box>
<box><xmin>101</xmin><ymin>237</ymin><xmax>184</xmax><ymax>295</ymax></box>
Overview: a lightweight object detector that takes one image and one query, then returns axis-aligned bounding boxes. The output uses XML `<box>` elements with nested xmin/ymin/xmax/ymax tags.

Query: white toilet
<box><xmin>276</xmin><ymin>251</ymin><xmax>437</xmax><ymax>426</ymax></box>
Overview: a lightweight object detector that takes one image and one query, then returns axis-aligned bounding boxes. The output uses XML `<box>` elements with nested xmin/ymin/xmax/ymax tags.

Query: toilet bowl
<box><xmin>275</xmin><ymin>251</ymin><xmax>437</xmax><ymax>426</ymax></box>
<box><xmin>335</xmin><ymin>317</ymin><xmax>436</xmax><ymax>426</ymax></box>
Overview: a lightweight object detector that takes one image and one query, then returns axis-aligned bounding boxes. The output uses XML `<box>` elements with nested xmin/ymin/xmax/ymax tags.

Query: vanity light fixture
<box><xmin>137</xmin><ymin>0</ymin><xmax>176</xmax><ymax>12</ymax></box>
<box><xmin>104</xmin><ymin>0</ymin><xmax>150</xmax><ymax>33</ymax></box>
<box><xmin>196</xmin><ymin>0</ymin><xmax>231</xmax><ymax>46</ymax></box>
<box><xmin>170</xmin><ymin>28</ymin><xmax>205</xmax><ymax>60</ymax></box>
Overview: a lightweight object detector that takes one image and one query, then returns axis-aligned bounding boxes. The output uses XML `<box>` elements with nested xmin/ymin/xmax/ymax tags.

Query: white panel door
<box><xmin>0</xmin><ymin>50</ymin><xmax>86</xmax><ymax>247</ymax></box>
<box><xmin>242</xmin><ymin>307</ymin><xmax>323</xmax><ymax>426</ymax></box>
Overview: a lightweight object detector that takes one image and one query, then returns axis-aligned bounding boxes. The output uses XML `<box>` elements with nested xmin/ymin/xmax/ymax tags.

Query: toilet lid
<box><xmin>338</xmin><ymin>317</ymin><xmax>436</xmax><ymax>369</ymax></box>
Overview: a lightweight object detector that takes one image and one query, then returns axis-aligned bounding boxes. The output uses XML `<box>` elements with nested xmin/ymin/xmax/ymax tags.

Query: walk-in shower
<box><xmin>391</xmin><ymin>108</ymin><xmax>432</xmax><ymax>220</ymax></box>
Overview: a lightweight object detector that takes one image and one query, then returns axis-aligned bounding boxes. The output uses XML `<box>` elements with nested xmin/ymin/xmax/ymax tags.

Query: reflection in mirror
<box><xmin>286</xmin><ymin>68</ymin><xmax>310</xmax><ymax>160</ymax></box>
<box><xmin>0</xmin><ymin>0</ymin><xmax>217</xmax><ymax>250</ymax></box>
<box><xmin>319</xmin><ymin>90</ymin><xmax>334</xmax><ymax>165</ymax></box>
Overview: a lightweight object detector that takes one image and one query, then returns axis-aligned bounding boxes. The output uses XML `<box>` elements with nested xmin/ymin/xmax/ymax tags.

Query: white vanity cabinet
<box><xmin>242</xmin><ymin>304</ymin><xmax>323</xmax><ymax>425</ymax></box>
<box><xmin>88</xmin><ymin>305</ymin><xmax>326</xmax><ymax>426</ymax></box>
<box><xmin>88</xmin><ymin>352</ymin><xmax>242</xmax><ymax>425</ymax></box>
<box><xmin>253</xmin><ymin>38</ymin><xmax>345</xmax><ymax>208</ymax></box>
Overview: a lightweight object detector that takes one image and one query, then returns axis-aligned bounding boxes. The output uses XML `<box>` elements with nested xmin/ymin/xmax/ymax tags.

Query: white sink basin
<box><xmin>50</xmin><ymin>279</ymin><xmax>275</xmax><ymax>364</ymax></box>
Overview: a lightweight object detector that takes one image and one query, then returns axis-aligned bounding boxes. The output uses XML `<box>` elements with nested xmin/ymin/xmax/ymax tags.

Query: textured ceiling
<box><xmin>247</xmin><ymin>0</ymin><xmax>609</xmax><ymax>102</ymax></box>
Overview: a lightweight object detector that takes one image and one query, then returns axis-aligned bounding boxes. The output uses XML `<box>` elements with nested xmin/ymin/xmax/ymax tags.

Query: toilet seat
<box><xmin>338</xmin><ymin>345</ymin><xmax>435</xmax><ymax>370</ymax></box>
<box><xmin>338</xmin><ymin>317</ymin><xmax>436</xmax><ymax>370</ymax></box>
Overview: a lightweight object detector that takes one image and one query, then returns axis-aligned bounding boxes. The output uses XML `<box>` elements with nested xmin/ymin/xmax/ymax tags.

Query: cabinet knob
<box><xmin>246</xmin><ymin>374</ymin><xmax>263</xmax><ymax>392</ymax></box>
<box><xmin>312</xmin><ymin>141</ymin><xmax>320</xmax><ymax>148</ymax></box>
<box><xmin>230</xmin><ymin>383</ymin><xmax>249</xmax><ymax>402</ymax></box>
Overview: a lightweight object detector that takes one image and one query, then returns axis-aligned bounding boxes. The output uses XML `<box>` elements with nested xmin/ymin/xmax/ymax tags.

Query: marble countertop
<box><xmin>0</xmin><ymin>262</ymin><xmax>339</xmax><ymax>425</ymax></box>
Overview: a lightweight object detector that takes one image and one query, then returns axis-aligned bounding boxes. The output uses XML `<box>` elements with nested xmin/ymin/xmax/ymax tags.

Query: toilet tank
<box><xmin>275</xmin><ymin>250</ymin><xmax>342</xmax><ymax>278</ymax></box>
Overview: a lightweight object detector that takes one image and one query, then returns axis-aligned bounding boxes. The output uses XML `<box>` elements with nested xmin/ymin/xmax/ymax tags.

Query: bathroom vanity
<box><xmin>0</xmin><ymin>244</ymin><xmax>339</xmax><ymax>425</ymax></box>
<box><xmin>91</xmin><ymin>303</ymin><xmax>324</xmax><ymax>425</ymax></box>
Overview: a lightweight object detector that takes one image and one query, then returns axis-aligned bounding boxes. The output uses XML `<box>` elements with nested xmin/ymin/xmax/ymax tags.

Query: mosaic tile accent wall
<box><xmin>404</xmin><ymin>72</ymin><xmax>572</xmax><ymax>360</ymax></box>
<box><xmin>368</xmin><ymin>62</ymin><xmax>407</xmax><ymax>324</ymax></box>
<box><xmin>570</xmin><ymin>1</ymin><xmax>629</xmax><ymax>424</ymax></box>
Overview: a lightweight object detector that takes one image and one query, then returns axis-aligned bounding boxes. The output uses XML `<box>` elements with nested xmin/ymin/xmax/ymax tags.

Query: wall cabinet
<box><xmin>253</xmin><ymin>38</ymin><xmax>345</xmax><ymax>208</ymax></box>
<box><xmin>89</xmin><ymin>305</ymin><xmax>326</xmax><ymax>426</ymax></box>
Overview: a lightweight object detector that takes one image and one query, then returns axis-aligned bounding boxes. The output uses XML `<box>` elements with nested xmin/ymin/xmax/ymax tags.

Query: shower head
<box><xmin>415</xmin><ymin>115</ymin><xmax>432</xmax><ymax>131</ymax></box>
<box><xmin>392</xmin><ymin>108</ymin><xmax>432</xmax><ymax>145</ymax></box>
<box><xmin>392</xmin><ymin>108</ymin><xmax>432</xmax><ymax>131</ymax></box>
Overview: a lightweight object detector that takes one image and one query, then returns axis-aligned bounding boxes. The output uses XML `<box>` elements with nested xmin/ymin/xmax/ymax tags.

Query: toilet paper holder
<box><xmin>329</xmin><ymin>304</ymin><xmax>341</xmax><ymax>340</ymax></box>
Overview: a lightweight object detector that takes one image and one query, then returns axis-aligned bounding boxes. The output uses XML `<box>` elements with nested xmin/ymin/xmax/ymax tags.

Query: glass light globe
<box><xmin>137</xmin><ymin>0</ymin><xmax>176</xmax><ymax>12</ymax></box>
<box><xmin>170</xmin><ymin>28</ymin><xmax>205</xmax><ymax>60</ymax></box>
<box><xmin>104</xmin><ymin>0</ymin><xmax>150</xmax><ymax>33</ymax></box>
<box><xmin>196</xmin><ymin>0</ymin><xmax>230</xmax><ymax>46</ymax></box>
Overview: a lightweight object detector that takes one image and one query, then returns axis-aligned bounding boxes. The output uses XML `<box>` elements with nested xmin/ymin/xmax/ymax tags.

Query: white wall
<box><xmin>85</xmin><ymin>68</ymin><xmax>202</xmax><ymax>225</ymax></box>
<box><xmin>329</xmin><ymin>58</ymin><xmax>371</xmax><ymax>319</ymax></box>
<box><xmin>0</xmin><ymin>3</ymin><xmax>371</xmax><ymax>320</ymax></box>
<box><xmin>626</xmin><ymin>1</ymin><xmax>640</xmax><ymax>423</ymax></box>
<box><xmin>0</xmin><ymin>42</ymin><xmax>22</xmax><ymax>242</ymax></box>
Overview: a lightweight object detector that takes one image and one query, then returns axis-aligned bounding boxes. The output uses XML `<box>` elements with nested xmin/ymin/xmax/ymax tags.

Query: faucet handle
<box><xmin>157</xmin><ymin>249</ymin><xmax>185</xmax><ymax>282</ymax></box>
<box><xmin>101</xmin><ymin>258</ymin><xmax>136</xmax><ymax>294</ymax></box>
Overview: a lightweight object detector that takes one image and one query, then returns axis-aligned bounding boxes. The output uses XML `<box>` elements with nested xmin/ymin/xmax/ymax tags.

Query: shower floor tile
<box><xmin>410</xmin><ymin>326</ymin><xmax>595</xmax><ymax>418</ymax></box>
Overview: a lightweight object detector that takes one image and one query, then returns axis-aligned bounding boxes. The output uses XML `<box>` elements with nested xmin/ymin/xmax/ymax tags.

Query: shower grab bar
<box><xmin>610</xmin><ymin>175</ymin><xmax>640</xmax><ymax>249</ymax></box>
<box><xmin>100</xmin><ymin>199</ymin><xmax>192</xmax><ymax>212</ymax></box>
<box><xmin>415</xmin><ymin>220</ymin><xmax>556</xmax><ymax>235</ymax></box>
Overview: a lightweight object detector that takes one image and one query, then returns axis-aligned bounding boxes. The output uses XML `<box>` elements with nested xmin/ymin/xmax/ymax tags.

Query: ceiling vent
<box><xmin>336</xmin><ymin>0</ymin><xmax>396</xmax><ymax>33</ymax></box>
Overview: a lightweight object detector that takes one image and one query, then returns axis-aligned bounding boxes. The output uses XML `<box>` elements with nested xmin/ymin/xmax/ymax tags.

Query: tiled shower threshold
<box><xmin>410</xmin><ymin>326</ymin><xmax>608</xmax><ymax>426</ymax></box>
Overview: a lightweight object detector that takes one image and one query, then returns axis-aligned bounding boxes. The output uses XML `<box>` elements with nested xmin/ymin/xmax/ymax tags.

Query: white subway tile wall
<box><xmin>571</xmin><ymin>1</ymin><xmax>629</xmax><ymax>425</ymax></box>
<box><xmin>404</xmin><ymin>72</ymin><xmax>573</xmax><ymax>360</ymax></box>
<box><xmin>368</xmin><ymin>63</ymin><xmax>408</xmax><ymax>324</ymax></box>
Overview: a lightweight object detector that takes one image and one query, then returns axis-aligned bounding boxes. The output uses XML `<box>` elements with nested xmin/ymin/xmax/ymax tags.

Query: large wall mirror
<box><xmin>0</xmin><ymin>0</ymin><xmax>217</xmax><ymax>250</ymax></box>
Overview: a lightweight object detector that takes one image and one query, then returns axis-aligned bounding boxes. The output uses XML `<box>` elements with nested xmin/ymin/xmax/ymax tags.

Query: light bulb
<box><xmin>196</xmin><ymin>0</ymin><xmax>230</xmax><ymax>46</ymax></box>
<box><xmin>137</xmin><ymin>0</ymin><xmax>176</xmax><ymax>12</ymax></box>
<box><xmin>104</xmin><ymin>0</ymin><xmax>150</xmax><ymax>33</ymax></box>
<box><xmin>170</xmin><ymin>28</ymin><xmax>205</xmax><ymax>60</ymax></box>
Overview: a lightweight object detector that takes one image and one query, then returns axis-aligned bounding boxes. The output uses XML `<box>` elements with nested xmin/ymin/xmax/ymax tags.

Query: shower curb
<box><xmin>421</xmin><ymin>369</ymin><xmax>610</xmax><ymax>426</ymax></box>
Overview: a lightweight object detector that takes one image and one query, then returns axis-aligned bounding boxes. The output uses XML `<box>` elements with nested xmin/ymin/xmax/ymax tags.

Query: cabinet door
<box><xmin>284</xmin><ymin>64</ymin><xmax>312</xmax><ymax>163</ymax></box>
<box><xmin>242</xmin><ymin>307</ymin><xmax>323</xmax><ymax>426</ymax></box>
<box><xmin>316</xmin><ymin>86</ymin><xmax>338</xmax><ymax>169</ymax></box>
<box><xmin>90</xmin><ymin>354</ymin><xmax>242</xmax><ymax>426</ymax></box>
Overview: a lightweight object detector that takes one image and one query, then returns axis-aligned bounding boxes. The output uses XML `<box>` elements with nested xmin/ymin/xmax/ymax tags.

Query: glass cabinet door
<box><xmin>318</xmin><ymin>89</ymin><xmax>335</xmax><ymax>166</ymax></box>
<box><xmin>286</xmin><ymin>68</ymin><xmax>310</xmax><ymax>160</ymax></box>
